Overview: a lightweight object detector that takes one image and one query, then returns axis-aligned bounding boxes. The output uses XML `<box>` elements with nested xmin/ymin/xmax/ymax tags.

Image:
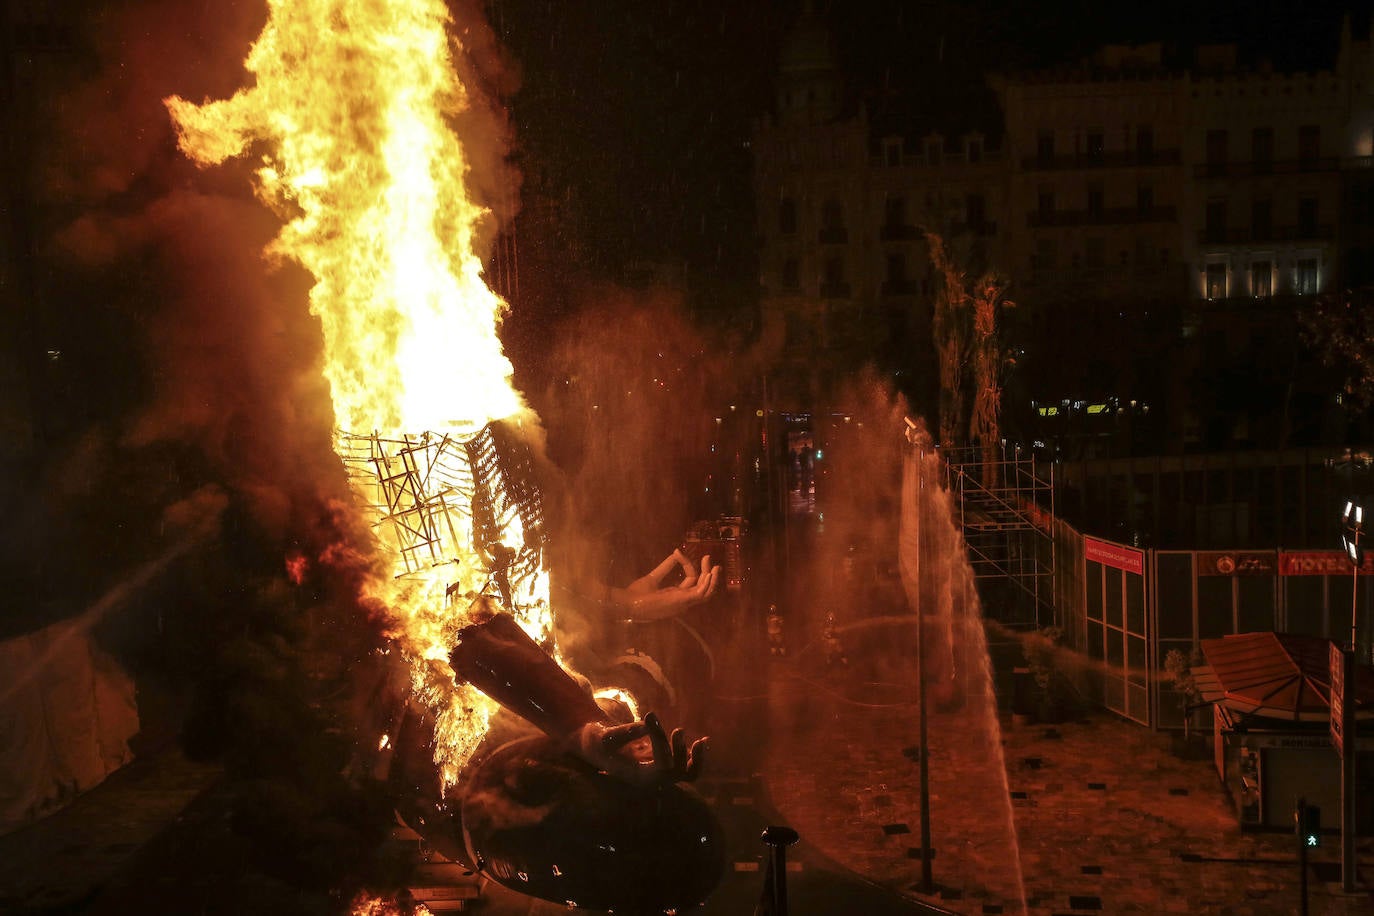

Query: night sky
<box><xmin>491</xmin><ymin>0</ymin><xmax>1366</xmax><ymax>318</ymax></box>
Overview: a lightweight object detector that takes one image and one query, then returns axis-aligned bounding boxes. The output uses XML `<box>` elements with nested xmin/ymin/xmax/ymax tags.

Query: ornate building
<box><xmin>754</xmin><ymin>11</ymin><xmax>1374</xmax><ymax>454</ymax></box>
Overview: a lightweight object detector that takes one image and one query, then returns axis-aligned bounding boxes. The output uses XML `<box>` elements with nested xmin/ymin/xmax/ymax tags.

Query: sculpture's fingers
<box><xmin>670</xmin><ymin>726</ymin><xmax>688</xmax><ymax>773</ymax></box>
<box><xmin>672</xmin><ymin>548</ymin><xmax>696</xmax><ymax>577</ymax></box>
<box><xmin>644</xmin><ymin>712</ymin><xmax>673</xmax><ymax>770</ymax></box>
<box><xmin>685</xmin><ymin>736</ymin><xmax>709</xmax><ymax>781</ymax></box>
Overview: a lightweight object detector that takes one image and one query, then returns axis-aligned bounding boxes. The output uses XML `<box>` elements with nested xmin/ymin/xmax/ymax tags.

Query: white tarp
<box><xmin>0</xmin><ymin>620</ymin><xmax>139</xmax><ymax>834</ymax></box>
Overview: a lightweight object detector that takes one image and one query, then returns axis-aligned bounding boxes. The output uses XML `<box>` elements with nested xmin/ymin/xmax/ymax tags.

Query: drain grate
<box><xmin>1068</xmin><ymin>895</ymin><xmax>1103</xmax><ymax>910</ymax></box>
<box><xmin>1081</xmin><ymin>865</ymin><xmax>1102</xmax><ymax>875</ymax></box>
<box><xmin>882</xmin><ymin>822</ymin><xmax>911</xmax><ymax>836</ymax></box>
<box><xmin>1168</xmin><ymin>787</ymin><xmax>1189</xmax><ymax>796</ymax></box>
<box><xmin>1087</xmin><ymin>782</ymin><xmax>1107</xmax><ymax>790</ymax></box>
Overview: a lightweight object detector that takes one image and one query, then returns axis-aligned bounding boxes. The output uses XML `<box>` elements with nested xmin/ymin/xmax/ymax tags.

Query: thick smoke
<box><xmin>14</xmin><ymin>0</ymin><xmax>525</xmax><ymax>905</ymax></box>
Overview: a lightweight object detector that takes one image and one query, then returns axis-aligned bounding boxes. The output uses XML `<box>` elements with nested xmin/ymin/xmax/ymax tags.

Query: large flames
<box><xmin>165</xmin><ymin>0</ymin><xmax>545</xmax><ymax>787</ymax></box>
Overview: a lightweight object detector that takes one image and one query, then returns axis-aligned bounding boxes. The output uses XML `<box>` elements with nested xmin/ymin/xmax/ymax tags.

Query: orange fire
<box><xmin>165</xmin><ymin>0</ymin><xmax>548</xmax><ymax>788</ymax></box>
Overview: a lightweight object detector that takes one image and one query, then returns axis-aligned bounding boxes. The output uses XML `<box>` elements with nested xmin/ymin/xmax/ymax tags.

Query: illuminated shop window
<box><xmin>1205</xmin><ymin>262</ymin><xmax>1228</xmax><ymax>300</ymax></box>
<box><xmin>1295</xmin><ymin>258</ymin><xmax>1319</xmax><ymax>295</ymax></box>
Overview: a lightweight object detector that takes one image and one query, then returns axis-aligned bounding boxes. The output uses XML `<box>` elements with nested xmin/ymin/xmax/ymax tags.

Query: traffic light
<box><xmin>1297</xmin><ymin>804</ymin><xmax>1322</xmax><ymax>847</ymax></box>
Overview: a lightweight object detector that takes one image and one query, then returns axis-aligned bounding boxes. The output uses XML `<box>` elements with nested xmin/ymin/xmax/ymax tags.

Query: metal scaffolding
<box><xmin>941</xmin><ymin>446</ymin><xmax>1056</xmax><ymax>624</ymax></box>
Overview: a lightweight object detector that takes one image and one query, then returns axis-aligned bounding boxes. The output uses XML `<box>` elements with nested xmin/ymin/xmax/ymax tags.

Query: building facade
<box><xmin>754</xmin><ymin>14</ymin><xmax>1374</xmax><ymax>454</ymax></box>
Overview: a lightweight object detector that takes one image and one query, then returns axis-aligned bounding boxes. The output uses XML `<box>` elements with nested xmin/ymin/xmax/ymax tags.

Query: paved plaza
<box><xmin>763</xmin><ymin>651</ymin><xmax>1374</xmax><ymax>916</ymax></box>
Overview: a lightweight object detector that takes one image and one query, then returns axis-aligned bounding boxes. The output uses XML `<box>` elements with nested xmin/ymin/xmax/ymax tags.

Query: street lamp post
<box><xmin>1338</xmin><ymin>500</ymin><xmax>1362</xmax><ymax>894</ymax></box>
<box><xmin>1343</xmin><ymin>500</ymin><xmax>1363</xmax><ymax>653</ymax></box>
<box><xmin>903</xmin><ymin>418</ymin><xmax>934</xmax><ymax>895</ymax></box>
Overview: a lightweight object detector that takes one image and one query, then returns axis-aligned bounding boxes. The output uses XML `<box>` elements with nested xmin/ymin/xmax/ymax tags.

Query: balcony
<box><xmin>1193</xmin><ymin>157</ymin><xmax>1340</xmax><ymax>178</ymax></box>
<box><xmin>818</xmin><ymin>227</ymin><xmax>849</xmax><ymax>245</ymax></box>
<box><xmin>879</xmin><ymin>223</ymin><xmax>920</xmax><ymax>242</ymax></box>
<box><xmin>1027</xmin><ymin>205</ymin><xmax>1177</xmax><ymax>228</ymax></box>
<box><xmin>1021</xmin><ymin>149</ymin><xmax>1181</xmax><ymax>171</ymax></box>
<box><xmin>881</xmin><ymin>278</ymin><xmax>916</xmax><ymax>297</ymax></box>
<box><xmin>950</xmin><ymin>220</ymin><xmax>999</xmax><ymax>237</ymax></box>
<box><xmin>820</xmin><ymin>281</ymin><xmax>852</xmax><ymax>299</ymax></box>
<box><xmin>1196</xmin><ymin>224</ymin><xmax>1334</xmax><ymax>246</ymax></box>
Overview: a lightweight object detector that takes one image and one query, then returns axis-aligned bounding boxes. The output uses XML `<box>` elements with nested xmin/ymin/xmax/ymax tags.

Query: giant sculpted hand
<box><xmin>575</xmin><ymin>712</ymin><xmax>708</xmax><ymax>786</ymax></box>
<box><xmin>608</xmin><ymin>549</ymin><xmax>721</xmax><ymax>621</ymax></box>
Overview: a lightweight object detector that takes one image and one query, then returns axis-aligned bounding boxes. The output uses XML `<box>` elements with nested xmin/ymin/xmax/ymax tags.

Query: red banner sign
<box><xmin>1085</xmin><ymin>537</ymin><xmax>1144</xmax><ymax>575</ymax></box>
<box><xmin>1198</xmin><ymin>551</ymin><xmax>1276</xmax><ymax>576</ymax></box>
<box><xmin>1278</xmin><ymin>551</ymin><xmax>1374</xmax><ymax>576</ymax></box>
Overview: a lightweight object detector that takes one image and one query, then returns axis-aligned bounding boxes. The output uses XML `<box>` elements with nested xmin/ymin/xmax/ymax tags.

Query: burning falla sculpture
<box><xmin>436</xmin><ymin>611</ymin><xmax>723</xmax><ymax>913</ymax></box>
<box><xmin>362</xmin><ymin>422</ymin><xmax>724</xmax><ymax>914</ymax></box>
<box><xmin>161</xmin><ymin>2</ymin><xmax>721</xmax><ymax>908</ymax></box>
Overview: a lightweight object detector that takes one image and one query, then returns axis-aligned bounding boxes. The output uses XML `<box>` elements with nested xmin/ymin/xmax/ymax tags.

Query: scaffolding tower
<box><xmin>940</xmin><ymin>446</ymin><xmax>1056</xmax><ymax>626</ymax></box>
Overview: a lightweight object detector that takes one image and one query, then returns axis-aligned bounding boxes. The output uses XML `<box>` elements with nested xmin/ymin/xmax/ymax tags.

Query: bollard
<box><xmin>757</xmin><ymin>825</ymin><xmax>800</xmax><ymax>916</ymax></box>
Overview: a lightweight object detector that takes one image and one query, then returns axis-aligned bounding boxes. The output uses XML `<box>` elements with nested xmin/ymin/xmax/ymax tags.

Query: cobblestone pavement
<box><xmin>5</xmin><ymin>632</ymin><xmax>1372</xmax><ymax>915</ymax></box>
<box><xmin>762</xmin><ymin>651</ymin><xmax>1374</xmax><ymax>916</ymax></box>
<box><xmin>0</xmin><ymin>746</ymin><xmax>220</xmax><ymax>913</ymax></box>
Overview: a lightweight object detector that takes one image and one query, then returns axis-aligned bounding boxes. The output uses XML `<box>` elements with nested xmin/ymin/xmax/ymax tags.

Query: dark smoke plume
<box><xmin>13</xmin><ymin>0</ymin><xmax>526</xmax><ymax>906</ymax></box>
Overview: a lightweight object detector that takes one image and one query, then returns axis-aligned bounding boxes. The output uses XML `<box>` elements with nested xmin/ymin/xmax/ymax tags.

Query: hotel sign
<box><xmin>1279</xmin><ymin>551</ymin><xmax>1374</xmax><ymax>576</ymax></box>
<box><xmin>1084</xmin><ymin>537</ymin><xmax>1144</xmax><ymax>576</ymax></box>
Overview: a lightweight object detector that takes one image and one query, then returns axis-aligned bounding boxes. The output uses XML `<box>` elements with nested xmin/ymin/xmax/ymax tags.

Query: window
<box><xmin>778</xmin><ymin>198</ymin><xmax>797</xmax><ymax>235</ymax></box>
<box><xmin>822</xmin><ymin>256</ymin><xmax>848</xmax><ymax>297</ymax></box>
<box><xmin>1206</xmin><ymin>262</ymin><xmax>1228</xmax><ymax>299</ymax></box>
<box><xmin>884</xmin><ymin>253</ymin><xmax>908</xmax><ymax>293</ymax></box>
<box><xmin>884</xmin><ymin>139</ymin><xmax>903</xmax><ymax>167</ymax></box>
<box><xmin>966</xmin><ymin>138</ymin><xmax>982</xmax><ymax>163</ymax></box>
<box><xmin>1298</xmin><ymin>196</ymin><xmax>1318</xmax><ymax>238</ymax></box>
<box><xmin>1299</xmin><ymin>125</ymin><xmax>1320</xmax><ymax>168</ymax></box>
<box><xmin>1137</xmin><ymin>184</ymin><xmax>1154</xmax><ymax>216</ymax></box>
<box><xmin>925</xmin><ymin>136</ymin><xmax>942</xmax><ymax>165</ymax></box>
<box><xmin>1206</xmin><ymin>198</ymin><xmax>1228</xmax><ymax>243</ymax></box>
<box><xmin>1035</xmin><ymin>238</ymin><xmax>1058</xmax><ymax>270</ymax></box>
<box><xmin>1087</xmin><ymin>182</ymin><xmax>1104</xmax><ymax>219</ymax></box>
<box><xmin>1038</xmin><ymin>186</ymin><xmax>1055</xmax><ymax>219</ymax></box>
<box><xmin>820</xmin><ymin>199</ymin><xmax>846</xmax><ymax>243</ymax></box>
<box><xmin>1086</xmin><ymin>129</ymin><xmax>1104</xmax><ymax>164</ymax></box>
<box><xmin>1037</xmin><ymin>130</ymin><xmax>1055</xmax><ymax>166</ymax></box>
<box><xmin>822</xmin><ymin>199</ymin><xmax>843</xmax><ymax>229</ymax></box>
<box><xmin>1296</xmin><ymin>258</ymin><xmax>1318</xmax><ymax>294</ymax></box>
<box><xmin>884</xmin><ymin>195</ymin><xmax>906</xmax><ymax>231</ymax></box>
<box><xmin>1136</xmin><ymin>125</ymin><xmax>1154</xmax><ymax>161</ymax></box>
<box><xmin>1206</xmin><ymin>129</ymin><xmax>1228</xmax><ymax>174</ymax></box>
<box><xmin>1251</xmin><ymin>127</ymin><xmax>1273</xmax><ymax>173</ymax></box>
<box><xmin>1251</xmin><ymin>199</ymin><xmax>1272</xmax><ymax>241</ymax></box>
<box><xmin>781</xmin><ymin>258</ymin><xmax>800</xmax><ymax>290</ymax></box>
<box><xmin>965</xmin><ymin>192</ymin><xmax>986</xmax><ymax>231</ymax></box>
<box><xmin>1251</xmin><ymin>260</ymin><xmax>1272</xmax><ymax>297</ymax></box>
<box><xmin>1086</xmin><ymin>237</ymin><xmax>1106</xmax><ymax>269</ymax></box>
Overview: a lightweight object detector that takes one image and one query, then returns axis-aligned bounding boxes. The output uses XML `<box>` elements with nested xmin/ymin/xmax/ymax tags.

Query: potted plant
<box><xmin>1163</xmin><ymin>647</ymin><xmax>1209</xmax><ymax>758</ymax></box>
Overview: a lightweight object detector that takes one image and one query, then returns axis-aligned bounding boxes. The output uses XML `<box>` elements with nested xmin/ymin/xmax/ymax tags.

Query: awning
<box><xmin>1198</xmin><ymin>632</ymin><xmax>1374</xmax><ymax>724</ymax></box>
